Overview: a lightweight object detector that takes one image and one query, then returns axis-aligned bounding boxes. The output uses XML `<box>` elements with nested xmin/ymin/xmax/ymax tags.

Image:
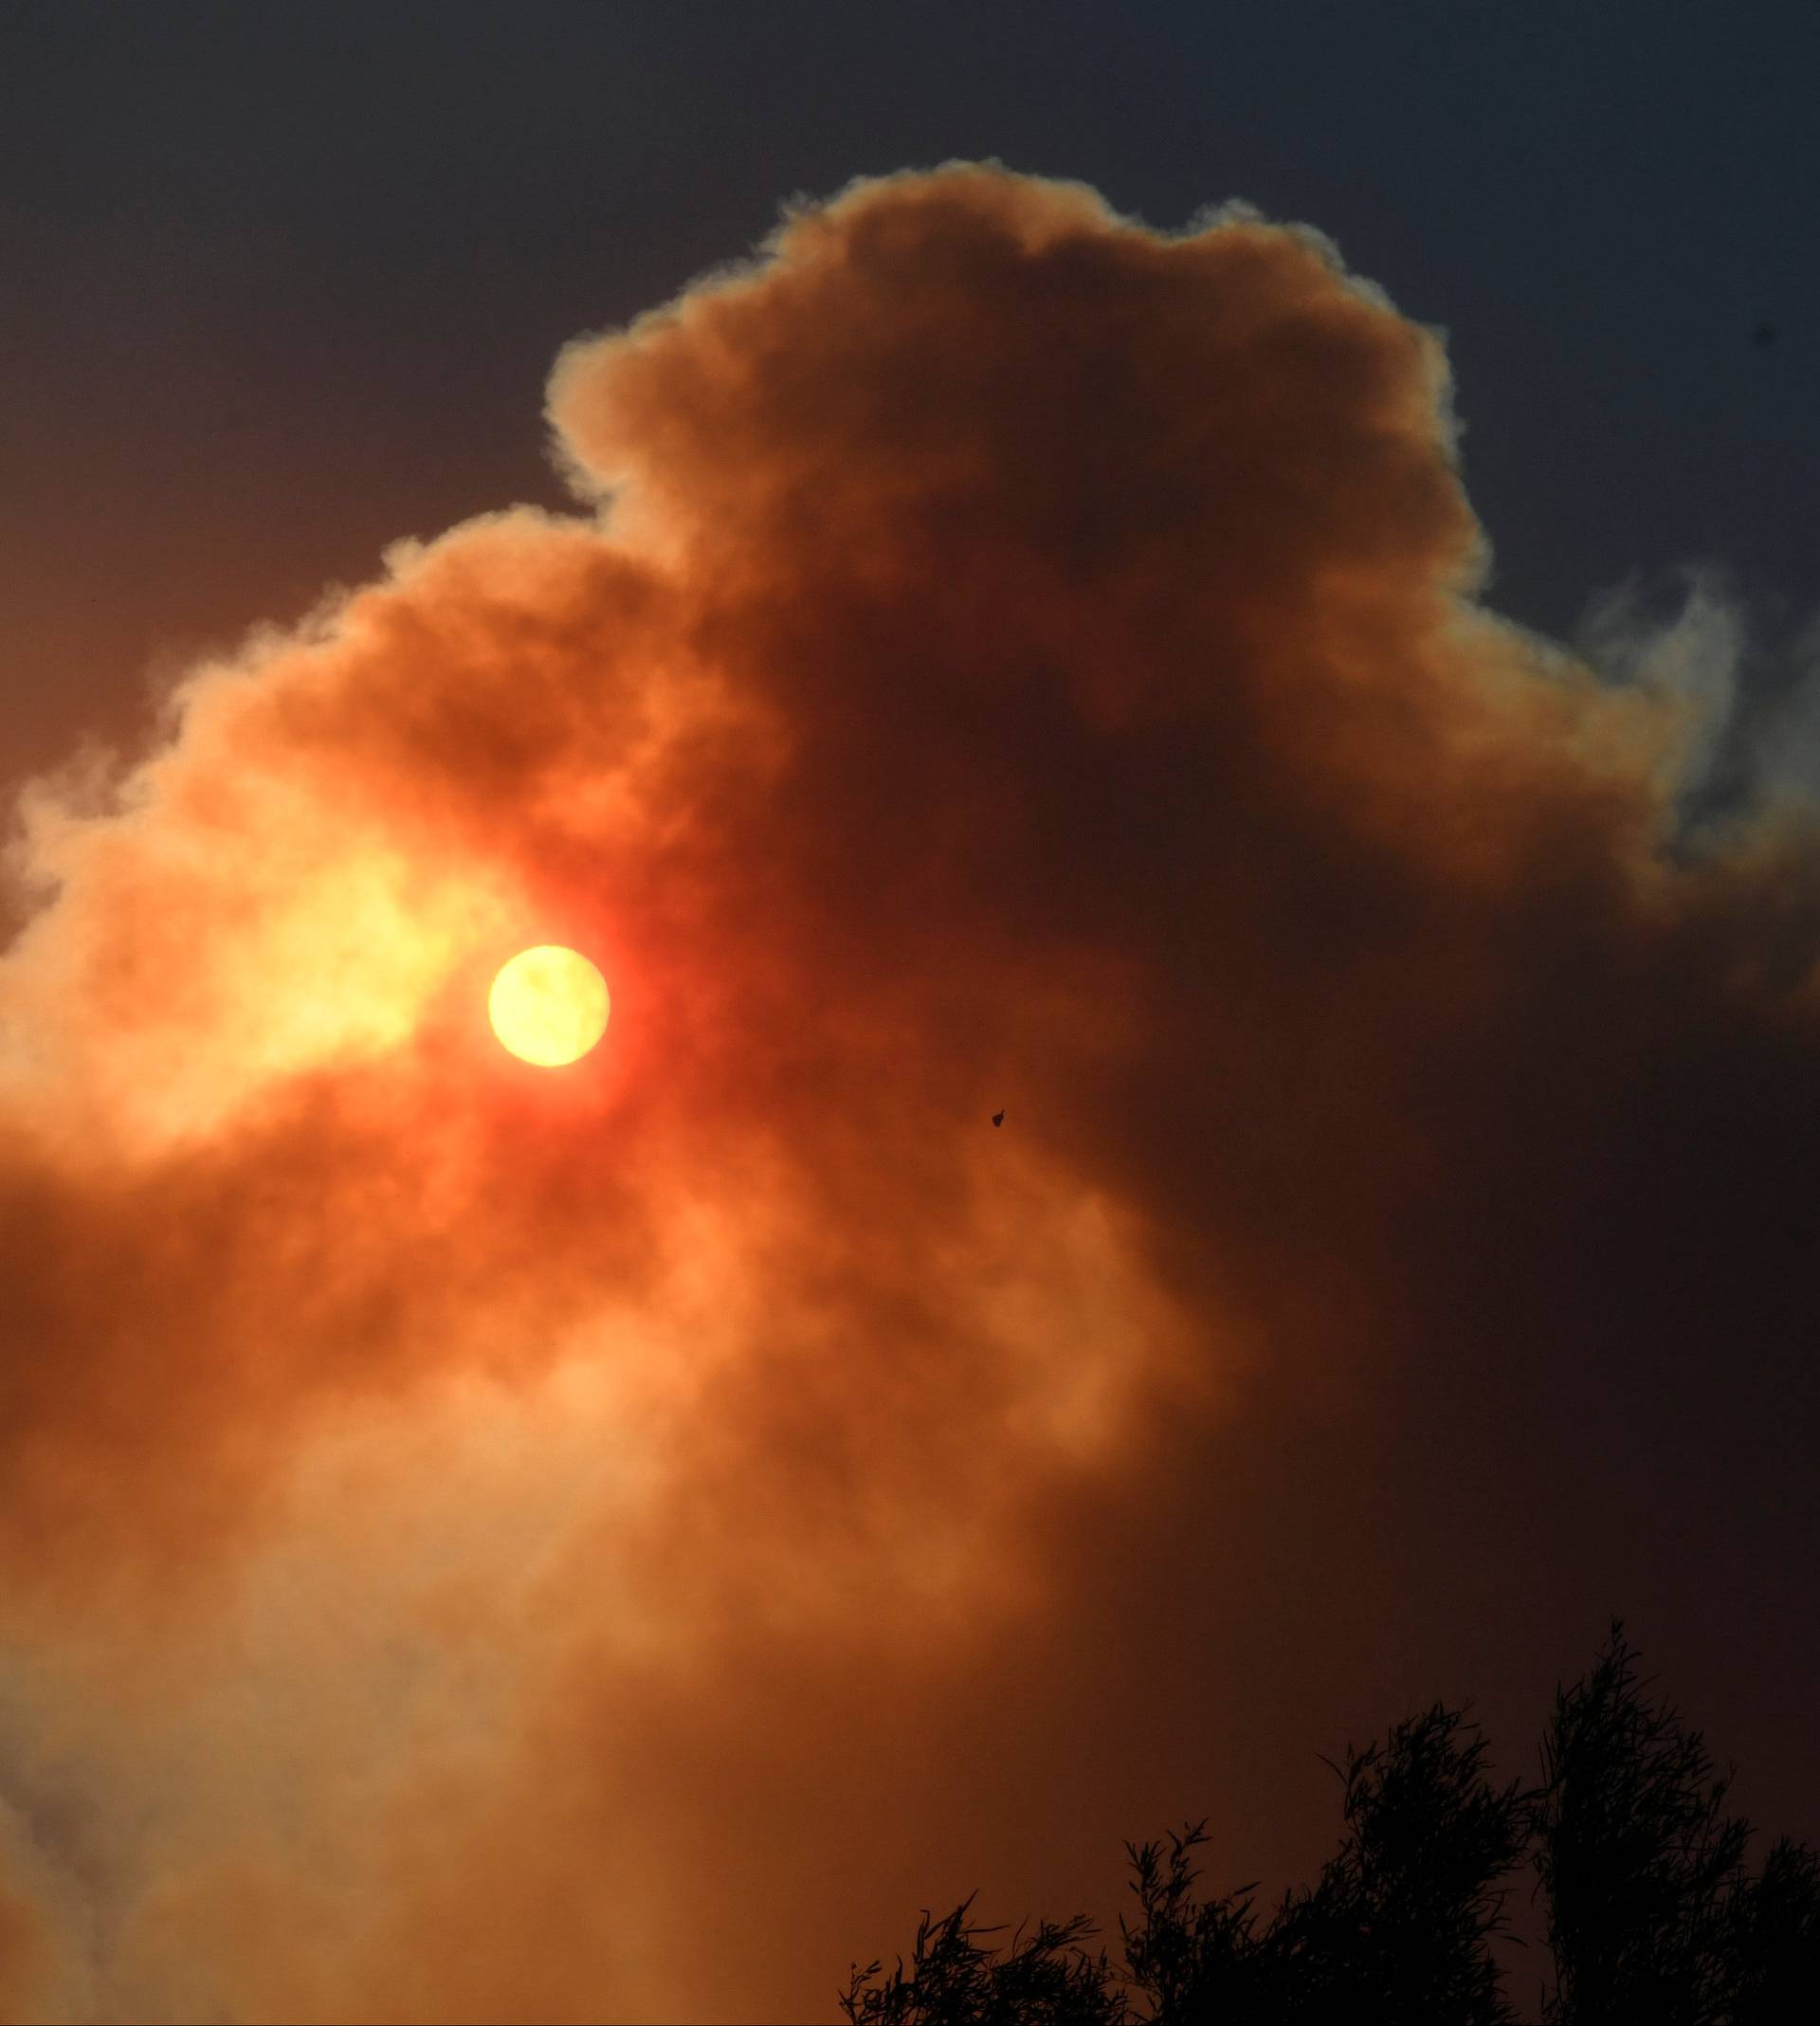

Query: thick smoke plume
<box><xmin>2</xmin><ymin>168</ymin><xmax>1817</xmax><ymax>2020</ymax></box>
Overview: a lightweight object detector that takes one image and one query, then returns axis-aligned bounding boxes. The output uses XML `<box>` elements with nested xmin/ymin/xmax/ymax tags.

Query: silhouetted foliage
<box><xmin>1535</xmin><ymin>1623</ymin><xmax>1748</xmax><ymax>2023</ymax></box>
<box><xmin>1271</xmin><ymin>1706</ymin><xmax>1529</xmax><ymax>2022</ymax></box>
<box><xmin>1723</xmin><ymin>1836</ymin><xmax>1820</xmax><ymax>2023</ymax></box>
<box><xmin>1533</xmin><ymin>1621</ymin><xmax>1820</xmax><ymax>2026</ymax></box>
<box><xmin>843</xmin><ymin>1626</ymin><xmax>1820</xmax><ymax>2022</ymax></box>
<box><xmin>1116</xmin><ymin>1707</ymin><xmax>1527</xmax><ymax>2023</ymax></box>
<box><xmin>1119</xmin><ymin>1825</ymin><xmax>1264</xmax><ymax>2020</ymax></box>
<box><xmin>840</xmin><ymin>1899</ymin><xmax>1123</xmax><ymax>2026</ymax></box>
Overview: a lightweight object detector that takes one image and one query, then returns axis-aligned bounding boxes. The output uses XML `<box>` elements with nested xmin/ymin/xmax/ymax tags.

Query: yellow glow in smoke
<box><xmin>488</xmin><ymin>946</ymin><xmax>610</xmax><ymax>1067</ymax></box>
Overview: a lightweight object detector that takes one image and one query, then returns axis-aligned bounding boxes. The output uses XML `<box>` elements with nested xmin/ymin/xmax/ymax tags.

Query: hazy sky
<box><xmin>3</xmin><ymin>7</ymin><xmax>1820</xmax><ymax>2021</ymax></box>
<box><xmin>5</xmin><ymin>0</ymin><xmax>1817</xmax><ymax>780</ymax></box>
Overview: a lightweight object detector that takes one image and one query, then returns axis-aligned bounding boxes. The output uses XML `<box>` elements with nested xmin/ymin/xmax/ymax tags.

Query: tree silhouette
<box><xmin>1726</xmin><ymin>1836</ymin><xmax>1820</xmax><ymax>2022</ymax></box>
<box><xmin>841</xmin><ymin>1901</ymin><xmax>1122</xmax><ymax>2025</ymax></box>
<box><xmin>1534</xmin><ymin>1621</ymin><xmax>1820</xmax><ymax>2025</ymax></box>
<box><xmin>842</xmin><ymin>1627</ymin><xmax>1819</xmax><ymax>2022</ymax></box>
<box><xmin>1115</xmin><ymin>1706</ymin><xmax>1529</xmax><ymax>2024</ymax></box>
<box><xmin>1535</xmin><ymin>1624</ymin><xmax>1747</xmax><ymax>2023</ymax></box>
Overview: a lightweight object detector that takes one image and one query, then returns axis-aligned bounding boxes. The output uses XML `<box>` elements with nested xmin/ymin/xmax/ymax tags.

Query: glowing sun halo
<box><xmin>488</xmin><ymin>946</ymin><xmax>610</xmax><ymax>1067</ymax></box>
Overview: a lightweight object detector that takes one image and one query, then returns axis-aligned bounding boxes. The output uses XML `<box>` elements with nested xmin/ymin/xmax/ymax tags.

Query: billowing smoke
<box><xmin>2</xmin><ymin>167</ymin><xmax>1816</xmax><ymax>2021</ymax></box>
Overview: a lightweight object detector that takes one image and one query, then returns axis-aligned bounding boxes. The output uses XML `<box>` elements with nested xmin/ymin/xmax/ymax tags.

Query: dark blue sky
<box><xmin>3</xmin><ymin>0</ymin><xmax>1817</xmax><ymax>778</ymax></box>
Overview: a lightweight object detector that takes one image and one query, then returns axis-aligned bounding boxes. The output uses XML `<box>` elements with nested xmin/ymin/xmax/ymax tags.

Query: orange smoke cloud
<box><xmin>2</xmin><ymin>167</ymin><xmax>1817</xmax><ymax>2020</ymax></box>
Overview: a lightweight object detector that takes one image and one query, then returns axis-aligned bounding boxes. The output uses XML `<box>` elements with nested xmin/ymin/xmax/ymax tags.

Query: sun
<box><xmin>488</xmin><ymin>946</ymin><xmax>610</xmax><ymax>1067</ymax></box>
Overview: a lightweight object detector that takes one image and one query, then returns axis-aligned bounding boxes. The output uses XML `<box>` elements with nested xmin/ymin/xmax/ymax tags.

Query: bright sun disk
<box><xmin>488</xmin><ymin>945</ymin><xmax>610</xmax><ymax>1067</ymax></box>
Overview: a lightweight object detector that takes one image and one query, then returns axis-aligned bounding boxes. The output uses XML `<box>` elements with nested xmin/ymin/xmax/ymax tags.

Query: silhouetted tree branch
<box><xmin>1536</xmin><ymin>1619</ymin><xmax>1795</xmax><ymax>2026</ymax></box>
<box><xmin>842</xmin><ymin>1627</ymin><xmax>1820</xmax><ymax>2023</ymax></box>
<box><xmin>841</xmin><ymin>1898</ymin><xmax>1125</xmax><ymax>2026</ymax></box>
<box><xmin>1121</xmin><ymin>1824</ymin><xmax>1263</xmax><ymax>2018</ymax></box>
